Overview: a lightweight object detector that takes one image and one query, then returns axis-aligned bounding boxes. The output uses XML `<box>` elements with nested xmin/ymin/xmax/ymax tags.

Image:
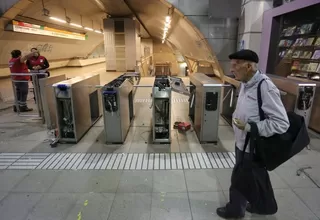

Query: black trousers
<box><xmin>14</xmin><ymin>82</ymin><xmax>29</xmax><ymax>107</ymax></box>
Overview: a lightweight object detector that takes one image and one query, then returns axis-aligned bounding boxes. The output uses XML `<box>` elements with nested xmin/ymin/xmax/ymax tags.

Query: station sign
<box><xmin>12</xmin><ymin>20</ymin><xmax>87</xmax><ymax>40</ymax></box>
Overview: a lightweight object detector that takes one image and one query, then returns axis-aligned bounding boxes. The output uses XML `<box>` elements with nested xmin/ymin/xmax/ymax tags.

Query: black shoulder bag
<box><xmin>231</xmin><ymin>132</ymin><xmax>278</xmax><ymax>214</ymax></box>
<box><xmin>249</xmin><ymin>79</ymin><xmax>310</xmax><ymax>171</ymax></box>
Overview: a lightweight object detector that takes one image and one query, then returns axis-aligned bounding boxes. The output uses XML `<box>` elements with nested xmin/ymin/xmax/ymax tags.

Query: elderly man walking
<box><xmin>217</xmin><ymin>49</ymin><xmax>290</xmax><ymax>219</ymax></box>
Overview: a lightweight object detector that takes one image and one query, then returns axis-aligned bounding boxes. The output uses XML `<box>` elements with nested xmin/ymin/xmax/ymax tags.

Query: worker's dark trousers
<box><xmin>14</xmin><ymin>82</ymin><xmax>29</xmax><ymax>107</ymax></box>
<box><xmin>226</xmin><ymin>147</ymin><xmax>252</xmax><ymax>215</ymax></box>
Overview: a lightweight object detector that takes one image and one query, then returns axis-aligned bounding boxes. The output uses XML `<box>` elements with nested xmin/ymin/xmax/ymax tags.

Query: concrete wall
<box><xmin>141</xmin><ymin>38</ymin><xmax>153</xmax><ymax>58</ymax></box>
<box><xmin>153</xmin><ymin>41</ymin><xmax>180</xmax><ymax>75</ymax></box>
<box><xmin>167</xmin><ymin>0</ymin><xmax>239</xmax><ymax>74</ymax></box>
<box><xmin>238</xmin><ymin>0</ymin><xmax>272</xmax><ymax>56</ymax></box>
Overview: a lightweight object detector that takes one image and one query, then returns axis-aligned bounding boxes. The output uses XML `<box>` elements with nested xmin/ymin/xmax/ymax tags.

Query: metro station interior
<box><xmin>0</xmin><ymin>0</ymin><xmax>320</xmax><ymax>219</ymax></box>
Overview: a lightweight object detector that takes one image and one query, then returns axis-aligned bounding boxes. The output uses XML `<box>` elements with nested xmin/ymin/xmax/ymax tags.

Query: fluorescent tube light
<box><xmin>49</xmin><ymin>17</ymin><xmax>67</xmax><ymax>23</ymax></box>
<box><xmin>70</xmin><ymin>23</ymin><xmax>83</xmax><ymax>28</ymax></box>
<box><xmin>84</xmin><ymin>27</ymin><xmax>93</xmax><ymax>31</ymax></box>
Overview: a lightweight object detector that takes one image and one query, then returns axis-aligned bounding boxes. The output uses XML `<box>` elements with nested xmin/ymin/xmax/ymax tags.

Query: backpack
<box><xmin>249</xmin><ymin>79</ymin><xmax>310</xmax><ymax>171</ymax></box>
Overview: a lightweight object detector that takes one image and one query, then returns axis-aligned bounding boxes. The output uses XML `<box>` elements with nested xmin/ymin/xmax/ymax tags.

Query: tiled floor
<box><xmin>0</xmin><ymin>70</ymin><xmax>320</xmax><ymax>219</ymax></box>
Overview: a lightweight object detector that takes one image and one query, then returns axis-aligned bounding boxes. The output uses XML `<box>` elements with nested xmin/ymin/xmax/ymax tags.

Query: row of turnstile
<box><xmin>29</xmin><ymin>71</ymin><xmax>317</xmax><ymax>147</ymax></box>
<box><xmin>35</xmin><ymin>72</ymin><xmax>223</xmax><ymax>146</ymax></box>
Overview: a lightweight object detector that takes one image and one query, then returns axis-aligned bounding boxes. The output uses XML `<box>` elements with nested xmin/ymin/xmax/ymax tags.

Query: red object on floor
<box><xmin>177</xmin><ymin>122</ymin><xmax>191</xmax><ymax>131</ymax></box>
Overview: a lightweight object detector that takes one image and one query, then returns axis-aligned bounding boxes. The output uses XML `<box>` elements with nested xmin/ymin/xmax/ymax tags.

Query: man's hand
<box><xmin>233</xmin><ymin>118</ymin><xmax>251</xmax><ymax>132</ymax></box>
<box><xmin>233</xmin><ymin>118</ymin><xmax>246</xmax><ymax>130</ymax></box>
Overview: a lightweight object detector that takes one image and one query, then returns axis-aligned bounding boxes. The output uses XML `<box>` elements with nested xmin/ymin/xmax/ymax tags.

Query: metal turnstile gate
<box><xmin>102</xmin><ymin>74</ymin><xmax>135</xmax><ymax>143</ymax></box>
<box><xmin>53</xmin><ymin>74</ymin><xmax>102</xmax><ymax>143</ymax></box>
<box><xmin>152</xmin><ymin>76</ymin><xmax>172</xmax><ymax>143</ymax></box>
<box><xmin>189</xmin><ymin>73</ymin><xmax>222</xmax><ymax>143</ymax></box>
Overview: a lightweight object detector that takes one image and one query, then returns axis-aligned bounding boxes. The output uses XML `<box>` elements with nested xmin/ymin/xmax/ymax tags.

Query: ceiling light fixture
<box><xmin>70</xmin><ymin>23</ymin><xmax>83</xmax><ymax>28</ymax></box>
<box><xmin>94</xmin><ymin>30</ymin><xmax>102</xmax><ymax>34</ymax></box>
<box><xmin>162</xmin><ymin>14</ymin><xmax>171</xmax><ymax>42</ymax></box>
<box><xmin>84</xmin><ymin>27</ymin><xmax>93</xmax><ymax>31</ymax></box>
<box><xmin>49</xmin><ymin>16</ymin><xmax>67</xmax><ymax>23</ymax></box>
<box><xmin>165</xmin><ymin>16</ymin><xmax>171</xmax><ymax>23</ymax></box>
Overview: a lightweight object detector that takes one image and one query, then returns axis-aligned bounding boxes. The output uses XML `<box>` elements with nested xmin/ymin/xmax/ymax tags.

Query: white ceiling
<box><xmin>16</xmin><ymin>0</ymin><xmax>220</xmax><ymax>71</ymax></box>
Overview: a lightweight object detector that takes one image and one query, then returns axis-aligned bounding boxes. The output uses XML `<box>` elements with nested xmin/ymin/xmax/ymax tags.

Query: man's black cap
<box><xmin>228</xmin><ymin>49</ymin><xmax>259</xmax><ymax>63</ymax></box>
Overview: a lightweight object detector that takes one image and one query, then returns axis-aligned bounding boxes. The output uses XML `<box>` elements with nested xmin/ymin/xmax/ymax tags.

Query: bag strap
<box><xmin>241</xmin><ymin>132</ymin><xmax>250</xmax><ymax>161</ymax></box>
<box><xmin>257</xmin><ymin>79</ymin><xmax>266</xmax><ymax>121</ymax></box>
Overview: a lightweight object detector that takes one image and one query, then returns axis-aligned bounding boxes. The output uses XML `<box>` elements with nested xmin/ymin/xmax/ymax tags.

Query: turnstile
<box><xmin>39</xmin><ymin>74</ymin><xmax>66</xmax><ymax>129</ymax></box>
<box><xmin>102</xmin><ymin>74</ymin><xmax>135</xmax><ymax>143</ymax></box>
<box><xmin>189</xmin><ymin>73</ymin><xmax>222</xmax><ymax>143</ymax></box>
<box><xmin>152</xmin><ymin>76</ymin><xmax>172</xmax><ymax>143</ymax></box>
<box><xmin>53</xmin><ymin>74</ymin><xmax>102</xmax><ymax>143</ymax></box>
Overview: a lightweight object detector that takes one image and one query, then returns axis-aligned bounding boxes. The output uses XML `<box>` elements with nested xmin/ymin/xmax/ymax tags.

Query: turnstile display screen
<box><xmin>205</xmin><ymin>92</ymin><xmax>218</xmax><ymax>111</ymax></box>
<box><xmin>104</xmin><ymin>92</ymin><xmax>118</xmax><ymax>112</ymax></box>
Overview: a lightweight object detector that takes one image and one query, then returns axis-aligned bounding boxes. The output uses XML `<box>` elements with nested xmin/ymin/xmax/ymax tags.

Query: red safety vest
<box><xmin>9</xmin><ymin>57</ymin><xmax>30</xmax><ymax>81</ymax></box>
<box><xmin>28</xmin><ymin>56</ymin><xmax>46</xmax><ymax>68</ymax></box>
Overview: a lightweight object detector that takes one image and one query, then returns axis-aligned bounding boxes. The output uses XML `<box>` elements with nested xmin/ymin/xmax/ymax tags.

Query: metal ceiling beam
<box><xmin>122</xmin><ymin>0</ymin><xmax>152</xmax><ymax>38</ymax></box>
<box><xmin>90</xmin><ymin>0</ymin><xmax>106</xmax><ymax>11</ymax></box>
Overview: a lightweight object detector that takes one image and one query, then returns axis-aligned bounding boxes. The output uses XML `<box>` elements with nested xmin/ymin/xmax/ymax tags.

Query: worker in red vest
<box><xmin>9</xmin><ymin>50</ymin><xmax>36</xmax><ymax>112</ymax></box>
<box><xmin>26</xmin><ymin>48</ymin><xmax>50</xmax><ymax>78</ymax></box>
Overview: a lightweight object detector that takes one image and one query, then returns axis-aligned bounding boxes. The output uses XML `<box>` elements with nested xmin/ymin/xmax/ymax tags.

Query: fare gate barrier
<box><xmin>50</xmin><ymin>72</ymin><xmax>140</xmax><ymax>147</ymax></box>
<box><xmin>39</xmin><ymin>74</ymin><xmax>66</xmax><ymax>129</ymax></box>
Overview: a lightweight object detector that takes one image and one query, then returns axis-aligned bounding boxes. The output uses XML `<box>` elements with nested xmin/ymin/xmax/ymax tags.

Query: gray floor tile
<box><xmin>291</xmin><ymin>150</ymin><xmax>320</xmax><ymax>167</ymax></box>
<box><xmin>12</xmin><ymin>170</ymin><xmax>60</xmax><ymax>193</ymax></box>
<box><xmin>269</xmin><ymin>171</ymin><xmax>289</xmax><ymax>189</ymax></box>
<box><xmin>108</xmin><ymin>193</ymin><xmax>151</xmax><ymax>220</ymax></box>
<box><xmin>0</xmin><ymin>191</ymin><xmax>8</xmax><ymax>202</ymax></box>
<box><xmin>275</xmin><ymin>167</ymin><xmax>317</xmax><ymax>188</ymax></box>
<box><xmin>219</xmin><ymin>140</ymin><xmax>236</xmax><ymax>152</ymax></box>
<box><xmin>153</xmin><ymin>170</ymin><xmax>187</xmax><ymax>193</ymax></box>
<box><xmin>0</xmin><ymin>170</ymin><xmax>30</xmax><ymax>191</ymax></box>
<box><xmin>185</xmin><ymin>170</ymin><xmax>221</xmax><ymax>192</ymax></box>
<box><xmin>26</xmin><ymin>193</ymin><xmax>77</xmax><ymax>220</ymax></box>
<box><xmin>151</xmin><ymin>192</ymin><xmax>192</xmax><ymax>220</ymax></box>
<box><xmin>214</xmin><ymin>169</ymin><xmax>232</xmax><ymax>191</ymax></box>
<box><xmin>271</xmin><ymin>189</ymin><xmax>318</xmax><ymax>220</ymax></box>
<box><xmin>294</xmin><ymin>188</ymin><xmax>320</xmax><ymax>218</ymax></box>
<box><xmin>65</xmin><ymin>193</ymin><xmax>115</xmax><ymax>220</ymax></box>
<box><xmin>49</xmin><ymin>171</ymin><xmax>122</xmax><ymax>193</ymax></box>
<box><xmin>304</xmin><ymin>166</ymin><xmax>320</xmax><ymax>187</ymax></box>
<box><xmin>189</xmin><ymin>191</ymin><xmax>227</xmax><ymax>220</ymax></box>
<box><xmin>0</xmin><ymin>192</ymin><xmax>42</xmax><ymax>220</ymax></box>
<box><xmin>117</xmin><ymin>171</ymin><xmax>153</xmax><ymax>193</ymax></box>
<box><xmin>218</xmin><ymin>126</ymin><xmax>234</xmax><ymax>141</ymax></box>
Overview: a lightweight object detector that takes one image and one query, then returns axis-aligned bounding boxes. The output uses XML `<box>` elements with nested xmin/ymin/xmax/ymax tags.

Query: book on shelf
<box><xmin>307</xmin><ymin>63</ymin><xmax>319</xmax><ymax>72</ymax></box>
<box><xmin>284</xmin><ymin>49</ymin><xmax>293</xmax><ymax>58</ymax></box>
<box><xmin>314</xmin><ymin>38</ymin><xmax>320</xmax><ymax>46</ymax></box>
<box><xmin>279</xmin><ymin>39</ymin><xmax>293</xmax><ymax>47</ymax></box>
<box><xmin>295</xmin><ymin>23</ymin><xmax>315</xmax><ymax>35</ymax></box>
<box><xmin>300</xmin><ymin>51</ymin><xmax>313</xmax><ymax>59</ymax></box>
<box><xmin>317</xmin><ymin>64</ymin><xmax>320</xmax><ymax>73</ymax></box>
<box><xmin>279</xmin><ymin>50</ymin><xmax>286</xmax><ymax>58</ymax></box>
<box><xmin>293</xmin><ymin>38</ymin><xmax>304</xmax><ymax>46</ymax></box>
<box><xmin>306</xmin><ymin>37</ymin><xmax>315</xmax><ymax>46</ymax></box>
<box><xmin>312</xmin><ymin>50</ymin><xmax>320</xmax><ymax>59</ymax></box>
<box><xmin>292</xmin><ymin>50</ymin><xmax>302</xmax><ymax>58</ymax></box>
<box><xmin>284</xmin><ymin>26</ymin><xmax>296</xmax><ymax>36</ymax></box>
<box><xmin>300</xmin><ymin>63</ymin><xmax>310</xmax><ymax>71</ymax></box>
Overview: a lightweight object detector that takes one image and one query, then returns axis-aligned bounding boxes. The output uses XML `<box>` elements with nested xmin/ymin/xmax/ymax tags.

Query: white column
<box><xmin>238</xmin><ymin>0</ymin><xmax>272</xmax><ymax>55</ymax></box>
